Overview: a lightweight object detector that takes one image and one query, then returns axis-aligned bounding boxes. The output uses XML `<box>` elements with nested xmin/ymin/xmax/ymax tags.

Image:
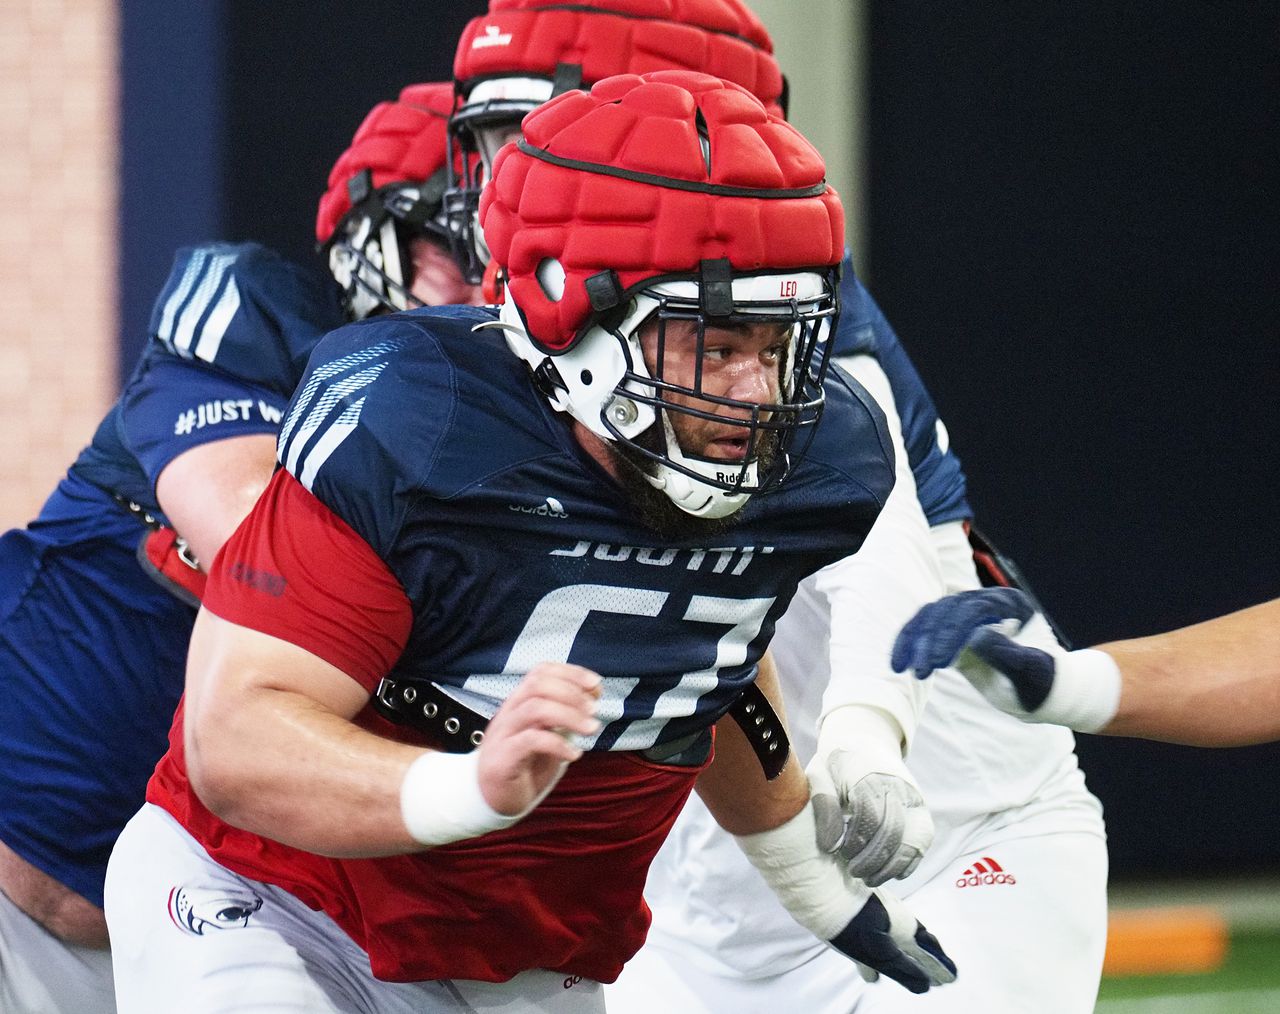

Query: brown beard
<box><xmin>609</xmin><ymin>422</ymin><xmax>780</xmax><ymax>540</ymax></box>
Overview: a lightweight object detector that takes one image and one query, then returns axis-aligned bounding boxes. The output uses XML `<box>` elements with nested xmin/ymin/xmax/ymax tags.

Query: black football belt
<box><xmin>374</xmin><ymin>674</ymin><xmax>789</xmax><ymax>779</ymax></box>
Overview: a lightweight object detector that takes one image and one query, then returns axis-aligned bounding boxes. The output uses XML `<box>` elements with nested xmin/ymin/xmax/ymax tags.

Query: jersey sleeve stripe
<box><xmin>191</xmin><ymin>277</ymin><xmax>242</xmax><ymax>364</ymax></box>
<box><xmin>298</xmin><ymin>397</ymin><xmax>366</xmax><ymax>491</ymax></box>
<box><xmin>171</xmin><ymin>252</ymin><xmax>237</xmax><ymax>356</ymax></box>
<box><xmin>281</xmin><ymin>365</ymin><xmax>385</xmax><ymax>479</ymax></box>
<box><xmin>156</xmin><ymin>248</ymin><xmax>209</xmax><ymax>350</ymax></box>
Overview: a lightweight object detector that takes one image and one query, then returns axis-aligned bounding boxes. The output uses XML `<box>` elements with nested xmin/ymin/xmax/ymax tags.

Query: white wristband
<box><xmin>733</xmin><ymin>801</ymin><xmax>870</xmax><ymax>940</ymax></box>
<box><xmin>400</xmin><ymin>750</ymin><xmax>523</xmax><ymax>848</ymax></box>
<box><xmin>1044</xmin><ymin>648</ymin><xmax>1123</xmax><ymax>734</ymax></box>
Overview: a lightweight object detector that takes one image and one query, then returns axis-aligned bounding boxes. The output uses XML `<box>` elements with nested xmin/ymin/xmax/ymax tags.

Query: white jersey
<box><xmin>634</xmin><ymin>356</ymin><xmax>1104</xmax><ymax>980</ymax></box>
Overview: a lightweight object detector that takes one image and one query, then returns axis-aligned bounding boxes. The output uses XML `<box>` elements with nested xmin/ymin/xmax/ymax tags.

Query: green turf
<box><xmin>1098</xmin><ymin>930</ymin><xmax>1280</xmax><ymax>1000</ymax></box>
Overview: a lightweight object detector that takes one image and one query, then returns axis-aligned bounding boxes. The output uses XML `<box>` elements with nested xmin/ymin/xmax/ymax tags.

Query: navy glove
<box><xmin>735</xmin><ymin>802</ymin><xmax>957</xmax><ymax>994</ymax></box>
<box><xmin>891</xmin><ymin>588</ymin><xmax>1121</xmax><ymax>733</ymax></box>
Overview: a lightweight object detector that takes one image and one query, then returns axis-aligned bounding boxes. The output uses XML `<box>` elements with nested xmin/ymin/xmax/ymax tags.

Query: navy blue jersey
<box><xmin>833</xmin><ymin>255</ymin><xmax>971</xmax><ymax>526</ymax></box>
<box><xmin>69</xmin><ymin>243</ymin><xmax>343</xmax><ymax>520</ymax></box>
<box><xmin>0</xmin><ymin>242</ymin><xmax>339</xmax><ymax>906</ymax></box>
<box><xmin>277</xmin><ymin>307</ymin><xmax>896</xmax><ymax>752</ymax></box>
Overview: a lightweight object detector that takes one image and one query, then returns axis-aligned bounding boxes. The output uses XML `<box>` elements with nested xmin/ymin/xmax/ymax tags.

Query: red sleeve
<box><xmin>203</xmin><ymin>469</ymin><xmax>413</xmax><ymax>691</ymax></box>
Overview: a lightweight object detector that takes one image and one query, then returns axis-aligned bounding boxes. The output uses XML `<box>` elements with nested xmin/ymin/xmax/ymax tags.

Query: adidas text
<box><xmin>955</xmin><ymin>856</ymin><xmax>1016</xmax><ymax>888</ymax></box>
<box><xmin>510</xmin><ymin>497</ymin><xmax>569</xmax><ymax>519</ymax></box>
<box><xmin>955</xmin><ymin>872</ymin><xmax>1017</xmax><ymax>888</ymax></box>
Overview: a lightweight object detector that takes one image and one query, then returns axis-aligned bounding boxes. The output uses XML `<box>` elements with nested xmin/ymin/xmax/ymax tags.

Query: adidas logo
<box><xmin>509</xmin><ymin>497</ymin><xmax>569</xmax><ymax>518</ymax></box>
<box><xmin>955</xmin><ymin>856</ymin><xmax>1017</xmax><ymax>888</ymax></box>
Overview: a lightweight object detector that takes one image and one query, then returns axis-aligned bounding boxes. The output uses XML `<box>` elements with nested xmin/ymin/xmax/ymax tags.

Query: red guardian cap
<box><xmin>315</xmin><ymin>81</ymin><xmax>457</xmax><ymax>247</ymax></box>
<box><xmin>480</xmin><ymin>70</ymin><xmax>844</xmax><ymax>354</ymax></box>
<box><xmin>454</xmin><ymin>0</ymin><xmax>785</xmax><ymax>117</ymax></box>
<box><xmin>317</xmin><ymin>82</ymin><xmax>468</xmax><ymax>318</ymax></box>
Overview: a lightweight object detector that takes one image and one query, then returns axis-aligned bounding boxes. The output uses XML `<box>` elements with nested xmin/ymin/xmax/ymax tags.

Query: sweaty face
<box><xmin>637</xmin><ymin>316</ymin><xmax>789</xmax><ymax>463</ymax></box>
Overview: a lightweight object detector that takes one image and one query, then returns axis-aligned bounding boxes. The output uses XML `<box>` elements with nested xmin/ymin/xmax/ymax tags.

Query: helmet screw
<box><xmin>607</xmin><ymin>396</ymin><xmax>639</xmax><ymax>427</ymax></box>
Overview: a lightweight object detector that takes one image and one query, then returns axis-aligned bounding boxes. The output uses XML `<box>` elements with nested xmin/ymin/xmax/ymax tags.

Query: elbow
<box><xmin>185</xmin><ymin>722</ymin><xmax>235</xmax><ymax>821</ymax></box>
<box><xmin>184</xmin><ymin>697</ymin><xmax>256</xmax><ymax>825</ymax></box>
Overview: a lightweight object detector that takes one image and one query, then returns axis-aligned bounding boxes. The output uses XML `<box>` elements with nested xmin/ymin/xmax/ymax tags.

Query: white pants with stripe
<box><xmin>104</xmin><ymin>804</ymin><xmax>603</xmax><ymax>1014</ymax></box>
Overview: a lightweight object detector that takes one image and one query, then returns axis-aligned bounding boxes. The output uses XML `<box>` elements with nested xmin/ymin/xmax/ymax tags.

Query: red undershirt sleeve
<box><xmin>203</xmin><ymin>468</ymin><xmax>413</xmax><ymax>692</ymax></box>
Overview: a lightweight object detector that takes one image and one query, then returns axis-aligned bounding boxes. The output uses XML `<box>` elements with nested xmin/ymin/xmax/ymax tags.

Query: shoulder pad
<box><xmin>275</xmin><ymin>310</ymin><xmax>493</xmax><ymax>556</ymax></box>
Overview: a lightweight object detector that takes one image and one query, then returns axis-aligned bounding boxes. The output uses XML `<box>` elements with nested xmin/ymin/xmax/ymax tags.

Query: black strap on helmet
<box><xmin>699</xmin><ymin>258</ymin><xmax>734</xmax><ymax>317</ymax></box>
<box><xmin>551</xmin><ymin>62</ymin><xmax>585</xmax><ymax>97</ymax></box>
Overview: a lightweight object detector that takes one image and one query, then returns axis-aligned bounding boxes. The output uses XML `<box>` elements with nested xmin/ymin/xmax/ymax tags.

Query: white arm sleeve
<box><xmin>928</xmin><ymin>518</ymin><xmax>983</xmax><ymax>594</ymax></box>
<box><xmin>812</xmin><ymin>356</ymin><xmax>949</xmax><ymax>750</ymax></box>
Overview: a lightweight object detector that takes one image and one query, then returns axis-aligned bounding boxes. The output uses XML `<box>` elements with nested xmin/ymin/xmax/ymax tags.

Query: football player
<box><xmin>895</xmin><ymin>587</ymin><xmax>1280</xmax><ymax>748</ymax></box>
<box><xmin>0</xmin><ymin>83</ymin><xmax>480</xmax><ymax>1014</ymax></box>
<box><xmin>441</xmin><ymin>2</ymin><xmax>1109</xmax><ymax>1011</ymax></box>
<box><xmin>102</xmin><ymin>71</ymin><xmax>956</xmax><ymax>1013</ymax></box>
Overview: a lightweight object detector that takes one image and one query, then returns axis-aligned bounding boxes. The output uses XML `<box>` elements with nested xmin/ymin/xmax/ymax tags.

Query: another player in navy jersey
<box><xmin>104</xmin><ymin>72</ymin><xmax>956</xmax><ymax>1014</ymax></box>
<box><xmin>0</xmin><ymin>83</ymin><xmax>480</xmax><ymax>1014</ymax></box>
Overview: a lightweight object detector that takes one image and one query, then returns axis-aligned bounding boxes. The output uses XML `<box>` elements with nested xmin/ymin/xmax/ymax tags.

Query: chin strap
<box><xmin>645</xmin><ymin>414</ymin><xmax>754</xmax><ymax>519</ymax></box>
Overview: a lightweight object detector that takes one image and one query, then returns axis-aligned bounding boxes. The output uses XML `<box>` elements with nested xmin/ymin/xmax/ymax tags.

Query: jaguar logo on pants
<box><xmin>168</xmin><ymin>884</ymin><xmax>264</xmax><ymax>935</ymax></box>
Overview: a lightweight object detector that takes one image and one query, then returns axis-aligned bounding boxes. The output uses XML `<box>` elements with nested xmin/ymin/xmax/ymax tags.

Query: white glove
<box><xmin>735</xmin><ymin>802</ymin><xmax>956</xmax><ymax>994</ymax></box>
<box><xmin>893</xmin><ymin>588</ymin><xmax>1122</xmax><ymax>732</ymax></box>
<box><xmin>806</xmin><ymin>706</ymin><xmax>933</xmax><ymax>886</ymax></box>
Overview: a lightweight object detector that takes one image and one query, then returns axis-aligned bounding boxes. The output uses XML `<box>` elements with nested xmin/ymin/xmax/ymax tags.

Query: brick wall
<box><xmin>0</xmin><ymin>1</ymin><xmax>117</xmax><ymax>529</ymax></box>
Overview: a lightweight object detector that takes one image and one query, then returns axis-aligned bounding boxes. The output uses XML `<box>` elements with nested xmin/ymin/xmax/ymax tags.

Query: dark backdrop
<box><xmin>865</xmin><ymin>2</ymin><xmax>1280</xmax><ymax>877</ymax></box>
<box><xmin>121</xmin><ymin>1</ymin><xmax>1280</xmax><ymax>878</ymax></box>
<box><xmin>119</xmin><ymin>1</ymin><xmax>485</xmax><ymax>377</ymax></box>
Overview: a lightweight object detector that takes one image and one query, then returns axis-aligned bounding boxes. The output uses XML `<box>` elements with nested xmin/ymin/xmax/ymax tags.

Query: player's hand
<box><xmin>807</xmin><ymin>706</ymin><xmax>933</xmax><ymax>887</ymax></box>
<box><xmin>891</xmin><ymin>588</ymin><xmax>1121</xmax><ymax>733</ymax></box>
<box><xmin>477</xmin><ymin>662</ymin><xmax>602</xmax><ymax>816</ymax></box>
<box><xmin>831</xmin><ymin>884</ymin><xmax>957</xmax><ymax>993</ymax></box>
<box><xmin>734</xmin><ymin>802</ymin><xmax>956</xmax><ymax>994</ymax></box>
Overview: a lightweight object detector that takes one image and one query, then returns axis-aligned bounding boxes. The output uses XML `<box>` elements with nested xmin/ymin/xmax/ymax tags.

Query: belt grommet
<box><xmin>444</xmin><ymin>717</ymin><xmax>461</xmax><ymax>734</ymax></box>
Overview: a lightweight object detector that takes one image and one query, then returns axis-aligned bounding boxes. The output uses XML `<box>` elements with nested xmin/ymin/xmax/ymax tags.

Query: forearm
<box><xmin>696</xmin><ymin>653</ymin><xmax>808</xmax><ymax>835</ymax></box>
<box><xmin>186</xmin><ymin>611</ymin><xmax>597</xmax><ymax>855</ymax></box>
<box><xmin>186</xmin><ymin>611</ymin><xmax>424</xmax><ymax>857</ymax></box>
<box><xmin>1099</xmin><ymin>598</ymin><xmax>1280</xmax><ymax>746</ymax></box>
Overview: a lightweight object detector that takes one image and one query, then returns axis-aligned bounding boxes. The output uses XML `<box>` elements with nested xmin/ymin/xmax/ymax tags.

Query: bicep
<box><xmin>156</xmin><ymin>433</ymin><xmax>279</xmax><ymax>569</ymax></box>
<box><xmin>184</xmin><ymin>609</ymin><xmax>371</xmax><ymax>793</ymax></box>
<box><xmin>186</xmin><ymin>608</ymin><xmax>369</xmax><ymax>729</ymax></box>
